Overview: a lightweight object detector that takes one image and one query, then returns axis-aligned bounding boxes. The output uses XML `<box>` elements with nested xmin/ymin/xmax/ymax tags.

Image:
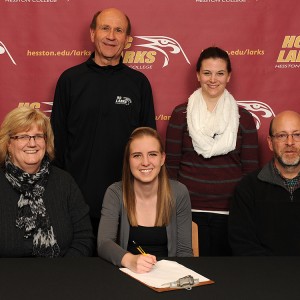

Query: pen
<box><xmin>132</xmin><ymin>240</ymin><xmax>147</xmax><ymax>255</ymax></box>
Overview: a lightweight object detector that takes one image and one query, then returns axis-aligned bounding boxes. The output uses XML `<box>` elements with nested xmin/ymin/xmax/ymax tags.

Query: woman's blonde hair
<box><xmin>122</xmin><ymin>127</ymin><xmax>173</xmax><ymax>226</ymax></box>
<box><xmin>0</xmin><ymin>106</ymin><xmax>54</xmax><ymax>165</ymax></box>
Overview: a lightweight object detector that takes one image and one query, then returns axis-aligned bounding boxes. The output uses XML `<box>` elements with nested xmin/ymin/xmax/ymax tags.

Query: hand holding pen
<box><xmin>121</xmin><ymin>241</ymin><xmax>157</xmax><ymax>274</ymax></box>
<box><xmin>133</xmin><ymin>240</ymin><xmax>157</xmax><ymax>271</ymax></box>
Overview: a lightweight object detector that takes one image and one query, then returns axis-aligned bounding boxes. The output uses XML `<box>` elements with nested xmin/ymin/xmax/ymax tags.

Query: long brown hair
<box><xmin>122</xmin><ymin>127</ymin><xmax>173</xmax><ymax>226</ymax></box>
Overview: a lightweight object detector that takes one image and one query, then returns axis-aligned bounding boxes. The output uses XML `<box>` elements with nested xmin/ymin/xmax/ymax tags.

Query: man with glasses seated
<box><xmin>229</xmin><ymin>110</ymin><xmax>300</xmax><ymax>256</ymax></box>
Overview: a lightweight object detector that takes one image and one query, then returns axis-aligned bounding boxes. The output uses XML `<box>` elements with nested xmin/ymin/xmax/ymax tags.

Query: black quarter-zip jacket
<box><xmin>51</xmin><ymin>53</ymin><xmax>156</xmax><ymax>217</ymax></box>
<box><xmin>229</xmin><ymin>161</ymin><xmax>300</xmax><ymax>255</ymax></box>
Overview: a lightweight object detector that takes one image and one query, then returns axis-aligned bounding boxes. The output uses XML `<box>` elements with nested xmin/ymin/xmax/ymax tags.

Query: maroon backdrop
<box><xmin>1</xmin><ymin>0</ymin><xmax>299</xmax><ymax>165</ymax></box>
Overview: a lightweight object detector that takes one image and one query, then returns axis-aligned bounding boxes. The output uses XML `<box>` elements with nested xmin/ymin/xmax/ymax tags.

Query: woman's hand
<box><xmin>121</xmin><ymin>252</ymin><xmax>157</xmax><ymax>273</ymax></box>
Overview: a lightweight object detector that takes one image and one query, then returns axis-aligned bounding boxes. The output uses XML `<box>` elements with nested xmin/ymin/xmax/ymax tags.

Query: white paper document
<box><xmin>119</xmin><ymin>259</ymin><xmax>210</xmax><ymax>288</ymax></box>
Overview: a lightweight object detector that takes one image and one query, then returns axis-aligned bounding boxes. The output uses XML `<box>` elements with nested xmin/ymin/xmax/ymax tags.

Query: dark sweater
<box><xmin>229</xmin><ymin>162</ymin><xmax>300</xmax><ymax>256</ymax></box>
<box><xmin>166</xmin><ymin>104</ymin><xmax>259</xmax><ymax>211</ymax></box>
<box><xmin>0</xmin><ymin>166</ymin><xmax>94</xmax><ymax>257</ymax></box>
<box><xmin>51</xmin><ymin>53</ymin><xmax>156</xmax><ymax>217</ymax></box>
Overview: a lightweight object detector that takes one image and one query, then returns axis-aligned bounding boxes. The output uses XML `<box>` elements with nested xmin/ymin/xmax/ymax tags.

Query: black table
<box><xmin>0</xmin><ymin>257</ymin><xmax>299</xmax><ymax>300</ymax></box>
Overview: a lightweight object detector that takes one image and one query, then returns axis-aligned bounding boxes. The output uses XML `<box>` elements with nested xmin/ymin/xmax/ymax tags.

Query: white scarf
<box><xmin>187</xmin><ymin>88</ymin><xmax>239</xmax><ymax>158</ymax></box>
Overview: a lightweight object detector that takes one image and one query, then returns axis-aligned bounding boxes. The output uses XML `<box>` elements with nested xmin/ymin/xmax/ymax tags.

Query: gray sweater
<box><xmin>0</xmin><ymin>166</ymin><xmax>94</xmax><ymax>257</ymax></box>
<box><xmin>97</xmin><ymin>180</ymin><xmax>193</xmax><ymax>266</ymax></box>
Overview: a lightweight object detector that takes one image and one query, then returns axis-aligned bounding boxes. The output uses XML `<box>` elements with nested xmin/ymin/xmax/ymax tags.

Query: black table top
<box><xmin>0</xmin><ymin>256</ymin><xmax>299</xmax><ymax>300</ymax></box>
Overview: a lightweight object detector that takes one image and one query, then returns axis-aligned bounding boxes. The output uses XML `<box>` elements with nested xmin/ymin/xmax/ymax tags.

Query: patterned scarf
<box><xmin>5</xmin><ymin>156</ymin><xmax>60</xmax><ymax>257</ymax></box>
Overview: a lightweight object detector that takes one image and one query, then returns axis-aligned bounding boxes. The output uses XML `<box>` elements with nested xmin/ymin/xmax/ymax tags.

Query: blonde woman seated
<box><xmin>0</xmin><ymin>107</ymin><xmax>94</xmax><ymax>257</ymax></box>
<box><xmin>97</xmin><ymin>127</ymin><xmax>193</xmax><ymax>273</ymax></box>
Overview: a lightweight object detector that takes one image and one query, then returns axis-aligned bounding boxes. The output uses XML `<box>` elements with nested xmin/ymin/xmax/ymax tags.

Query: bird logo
<box><xmin>237</xmin><ymin>100</ymin><xmax>275</xmax><ymax>129</ymax></box>
<box><xmin>134</xmin><ymin>36</ymin><xmax>190</xmax><ymax>67</ymax></box>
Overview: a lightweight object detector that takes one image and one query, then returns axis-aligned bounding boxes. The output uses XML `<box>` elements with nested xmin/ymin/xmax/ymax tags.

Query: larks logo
<box><xmin>0</xmin><ymin>41</ymin><xmax>17</xmax><ymax>65</ymax></box>
<box><xmin>275</xmin><ymin>35</ymin><xmax>300</xmax><ymax>69</ymax></box>
<box><xmin>115</xmin><ymin>96</ymin><xmax>132</xmax><ymax>106</ymax></box>
<box><xmin>123</xmin><ymin>36</ymin><xmax>190</xmax><ymax>68</ymax></box>
<box><xmin>237</xmin><ymin>100</ymin><xmax>275</xmax><ymax>129</ymax></box>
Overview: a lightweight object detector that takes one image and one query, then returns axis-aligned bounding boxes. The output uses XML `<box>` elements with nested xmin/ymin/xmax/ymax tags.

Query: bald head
<box><xmin>269</xmin><ymin>111</ymin><xmax>300</xmax><ymax>137</ymax></box>
<box><xmin>90</xmin><ymin>8</ymin><xmax>131</xmax><ymax>35</ymax></box>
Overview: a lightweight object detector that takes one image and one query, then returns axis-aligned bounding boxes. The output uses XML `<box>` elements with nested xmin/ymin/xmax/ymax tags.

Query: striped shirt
<box><xmin>165</xmin><ymin>103</ymin><xmax>259</xmax><ymax>211</ymax></box>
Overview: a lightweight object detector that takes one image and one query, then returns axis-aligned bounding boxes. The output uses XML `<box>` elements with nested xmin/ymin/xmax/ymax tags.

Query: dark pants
<box><xmin>192</xmin><ymin>212</ymin><xmax>232</xmax><ymax>256</ymax></box>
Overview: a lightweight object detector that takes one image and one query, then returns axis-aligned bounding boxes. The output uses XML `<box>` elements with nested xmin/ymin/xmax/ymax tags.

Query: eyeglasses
<box><xmin>10</xmin><ymin>134</ymin><xmax>46</xmax><ymax>143</ymax></box>
<box><xmin>271</xmin><ymin>133</ymin><xmax>300</xmax><ymax>142</ymax></box>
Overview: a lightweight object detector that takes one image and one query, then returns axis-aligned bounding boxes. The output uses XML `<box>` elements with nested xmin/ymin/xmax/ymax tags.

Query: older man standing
<box><xmin>229</xmin><ymin>110</ymin><xmax>300</xmax><ymax>255</ymax></box>
<box><xmin>51</xmin><ymin>8</ymin><xmax>156</xmax><ymax>235</ymax></box>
